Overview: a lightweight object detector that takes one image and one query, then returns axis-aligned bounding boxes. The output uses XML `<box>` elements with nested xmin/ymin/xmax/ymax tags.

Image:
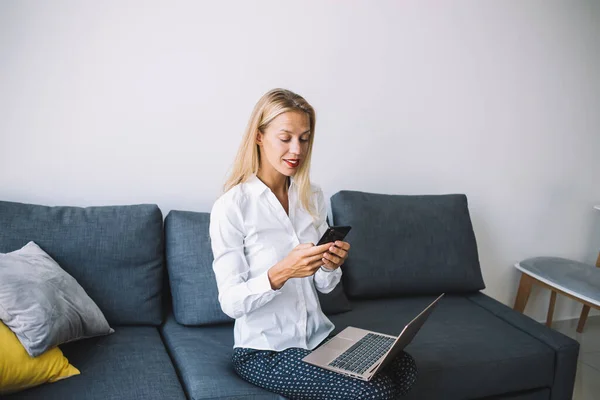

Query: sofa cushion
<box><xmin>467</xmin><ymin>293</ymin><xmax>579</xmax><ymax>400</ymax></box>
<box><xmin>327</xmin><ymin>294</ymin><xmax>557</xmax><ymax>399</ymax></box>
<box><xmin>486</xmin><ymin>389</ymin><xmax>551</xmax><ymax>400</ymax></box>
<box><xmin>5</xmin><ymin>326</ymin><xmax>186</xmax><ymax>400</ymax></box>
<box><xmin>0</xmin><ymin>200</ymin><xmax>165</xmax><ymax>325</ymax></box>
<box><xmin>318</xmin><ymin>283</ymin><xmax>352</xmax><ymax>315</ymax></box>
<box><xmin>165</xmin><ymin>210</ymin><xmax>350</xmax><ymax>326</ymax></box>
<box><xmin>165</xmin><ymin>211</ymin><xmax>232</xmax><ymax>325</ymax></box>
<box><xmin>330</xmin><ymin>191</ymin><xmax>485</xmax><ymax>298</ymax></box>
<box><xmin>160</xmin><ymin>314</ymin><xmax>283</xmax><ymax>400</ymax></box>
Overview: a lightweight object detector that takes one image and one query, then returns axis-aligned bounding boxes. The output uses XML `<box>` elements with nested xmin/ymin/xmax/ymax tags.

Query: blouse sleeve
<box><xmin>209</xmin><ymin>195</ymin><xmax>282</xmax><ymax>319</ymax></box>
<box><xmin>312</xmin><ymin>188</ymin><xmax>342</xmax><ymax>294</ymax></box>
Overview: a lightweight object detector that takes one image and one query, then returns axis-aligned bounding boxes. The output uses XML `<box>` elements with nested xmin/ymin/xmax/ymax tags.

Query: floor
<box><xmin>551</xmin><ymin>315</ymin><xmax>600</xmax><ymax>400</ymax></box>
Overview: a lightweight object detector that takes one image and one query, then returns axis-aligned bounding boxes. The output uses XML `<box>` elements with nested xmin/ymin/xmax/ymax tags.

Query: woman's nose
<box><xmin>289</xmin><ymin>139</ymin><xmax>302</xmax><ymax>154</ymax></box>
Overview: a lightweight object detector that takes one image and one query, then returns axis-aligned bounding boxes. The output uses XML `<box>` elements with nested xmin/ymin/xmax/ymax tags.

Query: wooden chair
<box><xmin>576</xmin><ymin>252</ymin><xmax>600</xmax><ymax>332</ymax></box>
<box><xmin>513</xmin><ymin>252</ymin><xmax>600</xmax><ymax>333</ymax></box>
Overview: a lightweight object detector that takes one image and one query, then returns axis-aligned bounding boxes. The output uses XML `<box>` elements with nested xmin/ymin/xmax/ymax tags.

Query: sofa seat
<box><xmin>159</xmin><ymin>293</ymin><xmax>578</xmax><ymax>400</ymax></box>
<box><xmin>160</xmin><ymin>314</ymin><xmax>284</xmax><ymax>400</ymax></box>
<box><xmin>7</xmin><ymin>326</ymin><xmax>186</xmax><ymax>400</ymax></box>
<box><xmin>482</xmin><ymin>388</ymin><xmax>551</xmax><ymax>400</ymax></box>
<box><xmin>328</xmin><ymin>294</ymin><xmax>569</xmax><ymax>400</ymax></box>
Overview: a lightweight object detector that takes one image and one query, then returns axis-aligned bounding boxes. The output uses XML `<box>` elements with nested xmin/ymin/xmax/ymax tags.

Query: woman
<box><xmin>209</xmin><ymin>88</ymin><xmax>417</xmax><ymax>399</ymax></box>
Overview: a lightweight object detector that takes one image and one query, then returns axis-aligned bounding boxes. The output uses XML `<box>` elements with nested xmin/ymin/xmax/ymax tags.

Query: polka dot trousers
<box><xmin>232</xmin><ymin>346</ymin><xmax>418</xmax><ymax>400</ymax></box>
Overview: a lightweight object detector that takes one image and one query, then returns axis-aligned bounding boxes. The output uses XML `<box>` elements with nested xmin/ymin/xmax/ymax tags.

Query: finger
<box><xmin>323</xmin><ymin>251</ymin><xmax>342</xmax><ymax>265</ymax></box>
<box><xmin>321</xmin><ymin>258</ymin><xmax>339</xmax><ymax>270</ymax></box>
<box><xmin>296</xmin><ymin>259</ymin><xmax>324</xmax><ymax>277</ymax></box>
<box><xmin>334</xmin><ymin>241</ymin><xmax>351</xmax><ymax>251</ymax></box>
<box><xmin>306</xmin><ymin>259</ymin><xmax>324</xmax><ymax>273</ymax></box>
<box><xmin>296</xmin><ymin>243</ymin><xmax>314</xmax><ymax>250</ymax></box>
<box><xmin>304</xmin><ymin>242</ymin><xmax>333</xmax><ymax>256</ymax></box>
<box><xmin>327</xmin><ymin>245</ymin><xmax>347</xmax><ymax>258</ymax></box>
<box><xmin>297</xmin><ymin>264</ymin><xmax>323</xmax><ymax>278</ymax></box>
<box><xmin>306</xmin><ymin>253</ymin><xmax>326</xmax><ymax>264</ymax></box>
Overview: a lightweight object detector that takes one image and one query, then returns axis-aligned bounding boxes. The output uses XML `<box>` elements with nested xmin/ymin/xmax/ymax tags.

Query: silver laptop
<box><xmin>303</xmin><ymin>293</ymin><xmax>444</xmax><ymax>381</ymax></box>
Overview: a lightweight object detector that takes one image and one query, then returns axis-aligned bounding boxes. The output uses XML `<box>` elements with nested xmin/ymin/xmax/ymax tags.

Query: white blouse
<box><xmin>209</xmin><ymin>174</ymin><xmax>342</xmax><ymax>351</ymax></box>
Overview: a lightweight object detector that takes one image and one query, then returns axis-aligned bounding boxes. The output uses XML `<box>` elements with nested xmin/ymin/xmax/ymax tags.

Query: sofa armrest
<box><xmin>466</xmin><ymin>292</ymin><xmax>579</xmax><ymax>400</ymax></box>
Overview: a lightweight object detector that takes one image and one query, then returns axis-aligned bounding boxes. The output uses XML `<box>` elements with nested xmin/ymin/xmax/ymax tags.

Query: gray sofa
<box><xmin>0</xmin><ymin>190</ymin><xmax>579</xmax><ymax>400</ymax></box>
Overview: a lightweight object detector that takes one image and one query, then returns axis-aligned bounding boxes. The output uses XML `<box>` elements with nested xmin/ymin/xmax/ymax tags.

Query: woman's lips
<box><xmin>284</xmin><ymin>159</ymin><xmax>300</xmax><ymax>168</ymax></box>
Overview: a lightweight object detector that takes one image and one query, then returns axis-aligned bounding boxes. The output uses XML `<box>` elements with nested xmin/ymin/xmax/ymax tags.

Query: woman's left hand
<box><xmin>321</xmin><ymin>241</ymin><xmax>350</xmax><ymax>270</ymax></box>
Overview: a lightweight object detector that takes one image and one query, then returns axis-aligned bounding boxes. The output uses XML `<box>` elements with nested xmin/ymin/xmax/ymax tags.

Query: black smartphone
<box><xmin>316</xmin><ymin>226</ymin><xmax>352</xmax><ymax>246</ymax></box>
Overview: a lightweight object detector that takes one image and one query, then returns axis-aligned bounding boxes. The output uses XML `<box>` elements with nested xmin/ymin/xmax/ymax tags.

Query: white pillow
<box><xmin>0</xmin><ymin>241</ymin><xmax>114</xmax><ymax>357</ymax></box>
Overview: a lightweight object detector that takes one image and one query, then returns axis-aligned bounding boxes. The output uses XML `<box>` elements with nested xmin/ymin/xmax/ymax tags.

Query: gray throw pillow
<box><xmin>0</xmin><ymin>241</ymin><xmax>114</xmax><ymax>357</ymax></box>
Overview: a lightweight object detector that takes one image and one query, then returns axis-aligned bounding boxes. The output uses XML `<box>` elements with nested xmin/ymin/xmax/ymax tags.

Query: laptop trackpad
<box><xmin>322</xmin><ymin>337</ymin><xmax>353</xmax><ymax>352</ymax></box>
<box><xmin>303</xmin><ymin>337</ymin><xmax>353</xmax><ymax>364</ymax></box>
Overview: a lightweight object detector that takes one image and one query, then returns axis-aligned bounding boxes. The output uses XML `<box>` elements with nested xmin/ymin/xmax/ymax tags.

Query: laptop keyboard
<box><xmin>328</xmin><ymin>333</ymin><xmax>395</xmax><ymax>375</ymax></box>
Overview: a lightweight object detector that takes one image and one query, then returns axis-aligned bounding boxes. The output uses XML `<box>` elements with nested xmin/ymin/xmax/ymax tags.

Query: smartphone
<box><xmin>316</xmin><ymin>226</ymin><xmax>352</xmax><ymax>246</ymax></box>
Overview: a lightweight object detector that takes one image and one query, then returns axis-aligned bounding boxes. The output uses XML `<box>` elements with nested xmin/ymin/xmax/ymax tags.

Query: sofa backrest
<box><xmin>0</xmin><ymin>200</ymin><xmax>165</xmax><ymax>326</ymax></box>
<box><xmin>165</xmin><ymin>210</ymin><xmax>231</xmax><ymax>326</ymax></box>
<box><xmin>164</xmin><ymin>209</ymin><xmax>351</xmax><ymax>326</ymax></box>
<box><xmin>330</xmin><ymin>191</ymin><xmax>485</xmax><ymax>299</ymax></box>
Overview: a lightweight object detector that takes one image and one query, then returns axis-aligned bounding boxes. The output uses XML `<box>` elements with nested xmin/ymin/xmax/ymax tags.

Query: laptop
<box><xmin>303</xmin><ymin>293</ymin><xmax>444</xmax><ymax>381</ymax></box>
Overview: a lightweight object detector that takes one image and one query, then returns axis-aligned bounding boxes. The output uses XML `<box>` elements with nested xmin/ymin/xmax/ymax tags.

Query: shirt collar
<box><xmin>245</xmin><ymin>173</ymin><xmax>296</xmax><ymax>197</ymax></box>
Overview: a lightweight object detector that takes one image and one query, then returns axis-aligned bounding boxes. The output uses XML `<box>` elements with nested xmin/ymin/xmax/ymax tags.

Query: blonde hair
<box><xmin>224</xmin><ymin>88</ymin><xmax>318</xmax><ymax>219</ymax></box>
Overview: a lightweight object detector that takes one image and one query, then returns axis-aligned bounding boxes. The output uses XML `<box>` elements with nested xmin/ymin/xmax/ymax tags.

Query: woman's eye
<box><xmin>279</xmin><ymin>138</ymin><xmax>309</xmax><ymax>143</ymax></box>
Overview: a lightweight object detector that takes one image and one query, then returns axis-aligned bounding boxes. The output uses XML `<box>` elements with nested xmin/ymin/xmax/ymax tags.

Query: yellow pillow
<box><xmin>0</xmin><ymin>322</ymin><xmax>80</xmax><ymax>395</ymax></box>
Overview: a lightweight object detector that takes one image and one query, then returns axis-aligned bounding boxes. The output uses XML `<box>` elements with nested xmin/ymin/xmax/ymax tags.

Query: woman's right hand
<box><xmin>268</xmin><ymin>242</ymin><xmax>332</xmax><ymax>290</ymax></box>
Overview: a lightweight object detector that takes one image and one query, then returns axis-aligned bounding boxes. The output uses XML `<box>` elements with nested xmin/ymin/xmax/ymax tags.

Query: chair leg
<box><xmin>578</xmin><ymin>252</ymin><xmax>600</xmax><ymax>333</ymax></box>
<box><xmin>546</xmin><ymin>291</ymin><xmax>557</xmax><ymax>328</ymax></box>
<box><xmin>577</xmin><ymin>305</ymin><xmax>590</xmax><ymax>333</ymax></box>
<box><xmin>514</xmin><ymin>274</ymin><xmax>534</xmax><ymax>313</ymax></box>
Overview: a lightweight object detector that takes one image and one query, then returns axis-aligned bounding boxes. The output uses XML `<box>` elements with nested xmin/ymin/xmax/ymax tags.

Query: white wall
<box><xmin>1</xmin><ymin>0</ymin><xmax>599</xmax><ymax>322</ymax></box>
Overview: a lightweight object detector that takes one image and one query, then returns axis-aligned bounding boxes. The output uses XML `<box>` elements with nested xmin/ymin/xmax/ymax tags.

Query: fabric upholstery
<box><xmin>160</xmin><ymin>314</ymin><xmax>284</xmax><ymax>399</ymax></box>
<box><xmin>165</xmin><ymin>210</ymin><xmax>350</xmax><ymax>326</ymax></box>
<box><xmin>518</xmin><ymin>257</ymin><xmax>600</xmax><ymax>305</ymax></box>
<box><xmin>165</xmin><ymin>210</ymin><xmax>232</xmax><ymax>325</ymax></box>
<box><xmin>466</xmin><ymin>292</ymin><xmax>579</xmax><ymax>400</ymax></box>
<box><xmin>327</xmin><ymin>294</ymin><xmax>557</xmax><ymax>399</ymax></box>
<box><xmin>5</xmin><ymin>326</ymin><xmax>186</xmax><ymax>400</ymax></box>
<box><xmin>330</xmin><ymin>191</ymin><xmax>485</xmax><ymax>298</ymax></box>
<box><xmin>0</xmin><ymin>242</ymin><xmax>113</xmax><ymax>357</ymax></box>
<box><xmin>0</xmin><ymin>322</ymin><xmax>79</xmax><ymax>395</ymax></box>
<box><xmin>485</xmin><ymin>388</ymin><xmax>550</xmax><ymax>399</ymax></box>
<box><xmin>317</xmin><ymin>283</ymin><xmax>352</xmax><ymax>315</ymax></box>
<box><xmin>0</xmin><ymin>200</ymin><xmax>165</xmax><ymax>326</ymax></box>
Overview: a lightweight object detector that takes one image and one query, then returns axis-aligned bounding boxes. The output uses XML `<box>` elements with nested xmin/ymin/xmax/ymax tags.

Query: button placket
<box><xmin>289</xmin><ymin>188</ymin><xmax>308</xmax><ymax>346</ymax></box>
<box><xmin>264</xmin><ymin>184</ymin><xmax>307</xmax><ymax>346</ymax></box>
<box><xmin>264</xmin><ymin>192</ymin><xmax>296</xmax><ymax>236</ymax></box>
